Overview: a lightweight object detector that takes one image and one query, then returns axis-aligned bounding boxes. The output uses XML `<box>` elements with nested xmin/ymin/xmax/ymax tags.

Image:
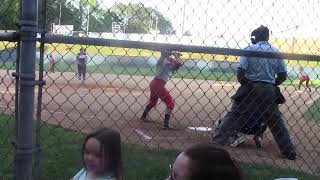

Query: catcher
<box><xmin>141</xmin><ymin>50</ymin><xmax>183</xmax><ymax>129</ymax></box>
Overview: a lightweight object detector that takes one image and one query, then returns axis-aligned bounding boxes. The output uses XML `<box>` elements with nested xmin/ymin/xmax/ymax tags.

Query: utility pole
<box><xmin>58</xmin><ymin>2</ymin><xmax>62</xmax><ymax>25</ymax></box>
<box><xmin>182</xmin><ymin>0</ymin><xmax>188</xmax><ymax>35</ymax></box>
<box><xmin>204</xmin><ymin>0</ymin><xmax>209</xmax><ymax>40</ymax></box>
<box><xmin>86</xmin><ymin>6</ymin><xmax>90</xmax><ymax>35</ymax></box>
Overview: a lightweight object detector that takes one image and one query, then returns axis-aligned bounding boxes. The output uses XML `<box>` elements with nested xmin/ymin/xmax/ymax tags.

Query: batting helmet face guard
<box><xmin>251</xmin><ymin>25</ymin><xmax>270</xmax><ymax>43</ymax></box>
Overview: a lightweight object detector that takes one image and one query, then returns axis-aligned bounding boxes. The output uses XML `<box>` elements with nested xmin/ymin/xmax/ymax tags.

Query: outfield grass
<box><xmin>0</xmin><ymin>114</ymin><xmax>319</xmax><ymax>179</ymax></box>
<box><xmin>1</xmin><ymin>40</ymin><xmax>320</xmax><ymax>66</ymax></box>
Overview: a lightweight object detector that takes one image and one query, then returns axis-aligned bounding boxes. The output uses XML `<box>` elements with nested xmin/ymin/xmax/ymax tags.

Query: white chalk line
<box><xmin>134</xmin><ymin>128</ymin><xmax>191</xmax><ymax>140</ymax></box>
<box><xmin>134</xmin><ymin>129</ymin><xmax>152</xmax><ymax>140</ymax></box>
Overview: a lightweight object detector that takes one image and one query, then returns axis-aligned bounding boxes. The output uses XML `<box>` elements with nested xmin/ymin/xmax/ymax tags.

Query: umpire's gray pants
<box><xmin>212</xmin><ymin>83</ymin><xmax>295</xmax><ymax>154</ymax></box>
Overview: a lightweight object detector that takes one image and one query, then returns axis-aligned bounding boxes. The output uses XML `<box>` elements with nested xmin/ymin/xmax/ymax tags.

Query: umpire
<box><xmin>212</xmin><ymin>25</ymin><xmax>296</xmax><ymax>160</ymax></box>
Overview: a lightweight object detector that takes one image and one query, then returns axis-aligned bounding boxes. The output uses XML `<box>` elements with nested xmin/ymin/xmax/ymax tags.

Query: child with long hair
<box><xmin>73</xmin><ymin>128</ymin><xmax>123</xmax><ymax>180</ymax></box>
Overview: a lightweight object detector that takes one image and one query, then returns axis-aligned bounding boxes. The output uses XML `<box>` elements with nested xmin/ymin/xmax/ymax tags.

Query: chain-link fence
<box><xmin>1</xmin><ymin>0</ymin><xmax>320</xmax><ymax>179</ymax></box>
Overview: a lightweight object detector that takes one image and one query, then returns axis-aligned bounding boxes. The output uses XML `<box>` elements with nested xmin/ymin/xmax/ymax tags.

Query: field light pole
<box><xmin>58</xmin><ymin>2</ymin><xmax>62</xmax><ymax>25</ymax></box>
<box><xmin>204</xmin><ymin>0</ymin><xmax>209</xmax><ymax>40</ymax></box>
<box><xmin>182</xmin><ymin>0</ymin><xmax>188</xmax><ymax>35</ymax></box>
<box><xmin>14</xmin><ymin>0</ymin><xmax>37</xmax><ymax>179</ymax></box>
<box><xmin>86</xmin><ymin>6</ymin><xmax>90</xmax><ymax>34</ymax></box>
<box><xmin>277</xmin><ymin>25</ymin><xmax>302</xmax><ymax>53</ymax></box>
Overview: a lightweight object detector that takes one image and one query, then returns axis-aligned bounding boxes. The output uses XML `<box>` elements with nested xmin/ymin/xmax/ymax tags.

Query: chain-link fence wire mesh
<box><xmin>0</xmin><ymin>13</ymin><xmax>22</xmax><ymax>178</ymax></box>
<box><xmin>0</xmin><ymin>0</ymin><xmax>19</xmax><ymax>31</ymax></box>
<box><xmin>0</xmin><ymin>41</ymin><xmax>18</xmax><ymax>178</ymax></box>
<box><xmin>1</xmin><ymin>0</ymin><xmax>320</xmax><ymax>179</ymax></box>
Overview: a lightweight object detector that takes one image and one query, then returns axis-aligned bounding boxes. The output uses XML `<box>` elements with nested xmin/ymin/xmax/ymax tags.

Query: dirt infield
<box><xmin>0</xmin><ymin>69</ymin><xmax>320</xmax><ymax>174</ymax></box>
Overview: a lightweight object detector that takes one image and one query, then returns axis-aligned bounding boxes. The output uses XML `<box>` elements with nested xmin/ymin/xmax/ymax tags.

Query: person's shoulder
<box><xmin>73</xmin><ymin>168</ymin><xmax>86</xmax><ymax>180</ymax></box>
<box><xmin>243</xmin><ymin>45</ymin><xmax>252</xmax><ymax>50</ymax></box>
<box><xmin>270</xmin><ymin>45</ymin><xmax>280</xmax><ymax>52</ymax></box>
<box><xmin>260</xmin><ymin>42</ymin><xmax>280</xmax><ymax>51</ymax></box>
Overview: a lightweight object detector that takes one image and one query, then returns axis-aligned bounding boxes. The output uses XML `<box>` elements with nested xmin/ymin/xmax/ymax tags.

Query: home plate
<box><xmin>188</xmin><ymin>126</ymin><xmax>212</xmax><ymax>132</ymax></box>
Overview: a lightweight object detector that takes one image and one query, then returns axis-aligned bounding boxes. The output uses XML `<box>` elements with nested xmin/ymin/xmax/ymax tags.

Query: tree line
<box><xmin>0</xmin><ymin>0</ymin><xmax>175</xmax><ymax>34</ymax></box>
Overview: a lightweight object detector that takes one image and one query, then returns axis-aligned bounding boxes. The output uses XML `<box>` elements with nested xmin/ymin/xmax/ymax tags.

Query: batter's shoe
<box><xmin>282</xmin><ymin>151</ymin><xmax>296</xmax><ymax>160</ymax></box>
<box><xmin>140</xmin><ymin>116</ymin><xmax>151</xmax><ymax>123</ymax></box>
<box><xmin>162</xmin><ymin>123</ymin><xmax>175</xmax><ymax>130</ymax></box>
<box><xmin>140</xmin><ymin>111</ymin><xmax>151</xmax><ymax>122</ymax></box>
<box><xmin>162</xmin><ymin>114</ymin><xmax>172</xmax><ymax>130</ymax></box>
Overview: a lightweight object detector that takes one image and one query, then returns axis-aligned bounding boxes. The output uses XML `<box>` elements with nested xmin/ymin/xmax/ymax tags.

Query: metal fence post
<box><xmin>13</xmin><ymin>0</ymin><xmax>38</xmax><ymax>179</ymax></box>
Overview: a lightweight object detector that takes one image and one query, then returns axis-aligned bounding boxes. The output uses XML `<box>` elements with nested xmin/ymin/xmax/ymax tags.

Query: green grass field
<box><xmin>0</xmin><ymin>114</ymin><xmax>319</xmax><ymax>179</ymax></box>
<box><xmin>1</xmin><ymin>39</ymin><xmax>320</xmax><ymax>66</ymax></box>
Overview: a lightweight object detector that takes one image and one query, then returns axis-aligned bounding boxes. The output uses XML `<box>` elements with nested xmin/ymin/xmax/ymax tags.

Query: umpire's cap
<box><xmin>251</xmin><ymin>25</ymin><xmax>269</xmax><ymax>42</ymax></box>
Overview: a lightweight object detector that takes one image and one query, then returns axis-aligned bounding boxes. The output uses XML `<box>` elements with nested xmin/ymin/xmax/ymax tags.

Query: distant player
<box><xmin>141</xmin><ymin>50</ymin><xmax>183</xmax><ymax>129</ymax></box>
<box><xmin>48</xmin><ymin>54</ymin><xmax>56</xmax><ymax>73</ymax></box>
<box><xmin>298</xmin><ymin>66</ymin><xmax>311</xmax><ymax>92</ymax></box>
<box><xmin>76</xmin><ymin>48</ymin><xmax>87</xmax><ymax>83</ymax></box>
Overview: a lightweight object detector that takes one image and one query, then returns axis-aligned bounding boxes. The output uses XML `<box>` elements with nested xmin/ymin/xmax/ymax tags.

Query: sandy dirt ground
<box><xmin>0</xmin><ymin>69</ymin><xmax>320</xmax><ymax>175</ymax></box>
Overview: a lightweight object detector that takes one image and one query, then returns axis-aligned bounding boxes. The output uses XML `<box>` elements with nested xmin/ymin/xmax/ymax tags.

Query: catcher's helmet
<box><xmin>251</xmin><ymin>25</ymin><xmax>269</xmax><ymax>43</ymax></box>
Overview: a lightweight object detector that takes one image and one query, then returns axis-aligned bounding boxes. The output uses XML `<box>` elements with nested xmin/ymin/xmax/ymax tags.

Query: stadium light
<box><xmin>58</xmin><ymin>2</ymin><xmax>62</xmax><ymax>25</ymax></box>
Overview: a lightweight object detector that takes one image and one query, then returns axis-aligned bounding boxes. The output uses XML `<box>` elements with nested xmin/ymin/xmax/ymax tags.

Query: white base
<box><xmin>187</xmin><ymin>126</ymin><xmax>212</xmax><ymax>132</ymax></box>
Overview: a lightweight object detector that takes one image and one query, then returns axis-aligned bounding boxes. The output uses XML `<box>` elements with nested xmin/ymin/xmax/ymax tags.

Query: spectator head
<box><xmin>167</xmin><ymin>144</ymin><xmax>243</xmax><ymax>180</ymax></box>
<box><xmin>82</xmin><ymin>128</ymin><xmax>122</xmax><ymax>179</ymax></box>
